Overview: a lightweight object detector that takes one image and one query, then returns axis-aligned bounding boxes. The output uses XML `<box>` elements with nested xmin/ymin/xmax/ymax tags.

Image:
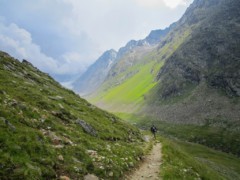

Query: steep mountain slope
<box><xmin>87</xmin><ymin>0</ymin><xmax>240</xmax><ymax>156</ymax></box>
<box><xmin>89</xmin><ymin>19</ymin><xmax>190</xmax><ymax>111</ymax></box>
<box><xmin>0</xmin><ymin>51</ymin><xmax>145</xmax><ymax>179</ymax></box>
<box><xmin>73</xmin><ymin>49</ymin><xmax>117</xmax><ymax>95</ymax></box>
<box><xmin>154</xmin><ymin>0</ymin><xmax>240</xmax><ymax>99</ymax></box>
<box><xmin>89</xmin><ymin>0</ymin><xmax>240</xmax><ymax>118</ymax></box>
<box><xmin>144</xmin><ymin>0</ymin><xmax>240</xmax><ymax>123</ymax></box>
<box><xmin>73</xmin><ymin>26</ymin><xmax>172</xmax><ymax>96</ymax></box>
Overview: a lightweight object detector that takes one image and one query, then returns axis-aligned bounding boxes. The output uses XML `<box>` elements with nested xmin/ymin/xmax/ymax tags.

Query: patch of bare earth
<box><xmin>125</xmin><ymin>143</ymin><xmax>162</xmax><ymax>180</ymax></box>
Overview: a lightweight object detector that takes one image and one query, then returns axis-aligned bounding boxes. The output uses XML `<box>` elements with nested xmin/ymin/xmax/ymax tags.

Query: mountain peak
<box><xmin>73</xmin><ymin>24</ymin><xmax>173</xmax><ymax>95</ymax></box>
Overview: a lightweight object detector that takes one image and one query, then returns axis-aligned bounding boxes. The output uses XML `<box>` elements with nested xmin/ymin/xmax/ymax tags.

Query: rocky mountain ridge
<box><xmin>87</xmin><ymin>0</ymin><xmax>240</xmax><ymax>126</ymax></box>
<box><xmin>154</xmin><ymin>0</ymin><xmax>240</xmax><ymax>99</ymax></box>
<box><xmin>73</xmin><ymin>26</ymin><xmax>172</xmax><ymax>95</ymax></box>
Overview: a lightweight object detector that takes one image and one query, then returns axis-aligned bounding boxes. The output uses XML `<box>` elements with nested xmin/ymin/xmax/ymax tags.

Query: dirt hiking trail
<box><xmin>125</xmin><ymin>142</ymin><xmax>162</xmax><ymax>180</ymax></box>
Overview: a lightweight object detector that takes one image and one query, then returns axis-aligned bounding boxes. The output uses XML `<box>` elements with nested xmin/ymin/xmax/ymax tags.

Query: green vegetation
<box><xmin>116</xmin><ymin>113</ymin><xmax>240</xmax><ymax>179</ymax></box>
<box><xmin>124</xmin><ymin>114</ymin><xmax>240</xmax><ymax>157</ymax></box>
<box><xmin>160</xmin><ymin>137</ymin><xmax>240</xmax><ymax>179</ymax></box>
<box><xmin>90</xmin><ymin>60</ymin><xmax>162</xmax><ymax>112</ymax></box>
<box><xmin>89</xmin><ymin>24</ymin><xmax>192</xmax><ymax>114</ymax></box>
<box><xmin>0</xmin><ymin>52</ymin><xmax>147</xmax><ymax>179</ymax></box>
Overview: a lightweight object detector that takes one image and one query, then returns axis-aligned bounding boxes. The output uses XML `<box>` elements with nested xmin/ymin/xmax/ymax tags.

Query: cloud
<box><xmin>134</xmin><ymin>0</ymin><xmax>189</xmax><ymax>9</ymax></box>
<box><xmin>0</xmin><ymin>20</ymin><xmax>58</xmax><ymax>70</ymax></box>
<box><xmin>0</xmin><ymin>0</ymin><xmax>193</xmax><ymax>84</ymax></box>
<box><xmin>0</xmin><ymin>20</ymin><xmax>91</xmax><ymax>78</ymax></box>
<box><xmin>163</xmin><ymin>0</ymin><xmax>189</xmax><ymax>8</ymax></box>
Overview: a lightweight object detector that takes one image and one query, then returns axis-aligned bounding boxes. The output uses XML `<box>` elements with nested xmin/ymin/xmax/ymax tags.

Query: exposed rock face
<box><xmin>0</xmin><ymin>51</ymin><xmax>11</xmax><ymax>58</ymax></box>
<box><xmin>156</xmin><ymin>0</ymin><xmax>240</xmax><ymax>98</ymax></box>
<box><xmin>145</xmin><ymin>24</ymin><xmax>175</xmax><ymax>45</ymax></box>
<box><xmin>76</xmin><ymin>119</ymin><xmax>97</xmax><ymax>137</ymax></box>
<box><xmin>22</xmin><ymin>59</ymin><xmax>34</xmax><ymax>67</ymax></box>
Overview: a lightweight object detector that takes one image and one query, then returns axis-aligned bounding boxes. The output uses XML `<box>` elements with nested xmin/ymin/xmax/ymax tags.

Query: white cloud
<box><xmin>0</xmin><ymin>0</ymin><xmax>193</xmax><ymax>83</ymax></box>
<box><xmin>0</xmin><ymin>21</ymin><xmax>58</xmax><ymax>70</ymax></box>
<box><xmin>0</xmin><ymin>20</ymin><xmax>91</xmax><ymax>78</ymax></box>
<box><xmin>134</xmin><ymin>0</ymin><xmax>189</xmax><ymax>9</ymax></box>
<box><xmin>134</xmin><ymin>0</ymin><xmax>164</xmax><ymax>8</ymax></box>
<box><xmin>57</xmin><ymin>52</ymin><xmax>92</xmax><ymax>75</ymax></box>
<box><xmin>163</xmin><ymin>0</ymin><xmax>188</xmax><ymax>9</ymax></box>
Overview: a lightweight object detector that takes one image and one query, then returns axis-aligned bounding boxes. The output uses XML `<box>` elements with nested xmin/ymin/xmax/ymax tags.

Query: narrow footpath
<box><xmin>125</xmin><ymin>143</ymin><xmax>162</xmax><ymax>180</ymax></box>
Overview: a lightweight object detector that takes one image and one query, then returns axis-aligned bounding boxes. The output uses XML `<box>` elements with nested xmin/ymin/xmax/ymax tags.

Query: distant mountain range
<box><xmin>72</xmin><ymin>26</ymin><xmax>173</xmax><ymax>95</ymax></box>
<box><xmin>70</xmin><ymin>0</ymin><xmax>240</xmax><ymax>157</ymax></box>
<box><xmin>75</xmin><ymin>0</ymin><xmax>240</xmax><ymax>125</ymax></box>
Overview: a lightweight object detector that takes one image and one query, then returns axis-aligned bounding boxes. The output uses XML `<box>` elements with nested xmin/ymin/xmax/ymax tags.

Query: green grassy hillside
<box><xmin>89</xmin><ymin>26</ymin><xmax>191</xmax><ymax>113</ymax></box>
<box><xmin>0</xmin><ymin>51</ymin><xmax>146</xmax><ymax>179</ymax></box>
<box><xmin>160</xmin><ymin>137</ymin><xmax>240</xmax><ymax>179</ymax></box>
<box><xmin>90</xmin><ymin>60</ymin><xmax>159</xmax><ymax>112</ymax></box>
<box><xmin>88</xmin><ymin>0</ymin><xmax>240</xmax><ymax>157</ymax></box>
<box><xmin>88</xmin><ymin>0</ymin><xmax>240</xmax><ymax>123</ymax></box>
<box><xmin>124</xmin><ymin>114</ymin><xmax>240</xmax><ymax>156</ymax></box>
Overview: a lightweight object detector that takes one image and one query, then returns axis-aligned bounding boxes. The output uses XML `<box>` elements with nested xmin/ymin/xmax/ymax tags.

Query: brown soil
<box><xmin>125</xmin><ymin>143</ymin><xmax>162</xmax><ymax>180</ymax></box>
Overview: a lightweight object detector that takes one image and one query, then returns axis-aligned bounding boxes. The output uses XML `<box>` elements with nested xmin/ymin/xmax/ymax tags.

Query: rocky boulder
<box><xmin>76</xmin><ymin>119</ymin><xmax>97</xmax><ymax>137</ymax></box>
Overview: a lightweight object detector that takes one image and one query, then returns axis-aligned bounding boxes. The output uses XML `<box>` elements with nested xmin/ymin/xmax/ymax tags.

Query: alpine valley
<box><xmin>74</xmin><ymin>0</ymin><xmax>240</xmax><ymax>168</ymax></box>
<box><xmin>1</xmin><ymin>0</ymin><xmax>240</xmax><ymax>179</ymax></box>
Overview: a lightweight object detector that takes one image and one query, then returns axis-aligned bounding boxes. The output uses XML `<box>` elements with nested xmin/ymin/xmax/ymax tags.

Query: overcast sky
<box><xmin>0</xmin><ymin>0</ymin><xmax>193</xmax><ymax>83</ymax></box>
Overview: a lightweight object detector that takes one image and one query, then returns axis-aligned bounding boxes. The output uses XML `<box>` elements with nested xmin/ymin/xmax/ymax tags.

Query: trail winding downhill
<box><xmin>125</xmin><ymin>143</ymin><xmax>162</xmax><ymax>180</ymax></box>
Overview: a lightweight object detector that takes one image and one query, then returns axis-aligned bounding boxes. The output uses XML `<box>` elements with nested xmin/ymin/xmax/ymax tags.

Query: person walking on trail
<box><xmin>150</xmin><ymin>125</ymin><xmax>157</xmax><ymax>139</ymax></box>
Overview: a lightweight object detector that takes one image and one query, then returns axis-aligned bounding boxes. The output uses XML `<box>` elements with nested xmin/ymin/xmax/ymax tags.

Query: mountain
<box><xmin>0</xmin><ymin>51</ymin><xmax>145</xmax><ymax>179</ymax></box>
<box><xmin>144</xmin><ymin>0</ymin><xmax>240</xmax><ymax>122</ymax></box>
<box><xmin>72</xmin><ymin>26</ymin><xmax>172</xmax><ymax>95</ymax></box>
<box><xmin>86</xmin><ymin>0</ymin><xmax>240</xmax><ymax>156</ymax></box>
<box><xmin>73</xmin><ymin>49</ymin><xmax>117</xmax><ymax>95</ymax></box>
<box><xmin>89</xmin><ymin>0</ymin><xmax>240</xmax><ymax>118</ymax></box>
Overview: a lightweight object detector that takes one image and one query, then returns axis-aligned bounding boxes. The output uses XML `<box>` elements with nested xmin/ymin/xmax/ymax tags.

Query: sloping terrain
<box><xmin>90</xmin><ymin>46</ymin><xmax>160</xmax><ymax>112</ymax></box>
<box><xmin>0</xmin><ymin>51</ymin><xmax>146</xmax><ymax>179</ymax></box>
<box><xmin>86</xmin><ymin>0</ymin><xmax>240</xmax><ymax>157</ymax></box>
<box><xmin>73</xmin><ymin>49</ymin><xmax>117</xmax><ymax>96</ymax></box>
<box><xmin>144</xmin><ymin>0</ymin><xmax>240</xmax><ymax>123</ymax></box>
<box><xmin>160</xmin><ymin>137</ymin><xmax>240</xmax><ymax>179</ymax></box>
<box><xmin>88</xmin><ymin>0</ymin><xmax>240</xmax><ymax>122</ymax></box>
<box><xmin>73</xmin><ymin>26</ymin><xmax>172</xmax><ymax>96</ymax></box>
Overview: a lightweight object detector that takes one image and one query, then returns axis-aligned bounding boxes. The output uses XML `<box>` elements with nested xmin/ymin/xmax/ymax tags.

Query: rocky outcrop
<box><xmin>156</xmin><ymin>0</ymin><xmax>240</xmax><ymax>98</ymax></box>
<box><xmin>76</xmin><ymin>119</ymin><xmax>97</xmax><ymax>137</ymax></box>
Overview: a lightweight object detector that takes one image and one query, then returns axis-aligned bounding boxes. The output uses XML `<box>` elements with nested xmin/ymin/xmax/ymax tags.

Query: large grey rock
<box><xmin>84</xmin><ymin>174</ymin><xmax>99</xmax><ymax>180</ymax></box>
<box><xmin>76</xmin><ymin>119</ymin><xmax>97</xmax><ymax>137</ymax></box>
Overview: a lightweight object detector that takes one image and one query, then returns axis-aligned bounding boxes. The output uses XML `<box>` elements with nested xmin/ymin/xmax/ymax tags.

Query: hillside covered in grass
<box><xmin>0</xmin><ymin>51</ymin><xmax>146</xmax><ymax>179</ymax></box>
<box><xmin>85</xmin><ymin>0</ymin><xmax>240</xmax><ymax>157</ymax></box>
<box><xmin>160</xmin><ymin>137</ymin><xmax>240</xmax><ymax>179</ymax></box>
<box><xmin>88</xmin><ymin>0</ymin><xmax>240</xmax><ymax>121</ymax></box>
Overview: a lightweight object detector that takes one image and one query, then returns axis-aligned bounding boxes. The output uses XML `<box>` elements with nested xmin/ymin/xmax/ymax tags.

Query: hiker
<box><xmin>150</xmin><ymin>125</ymin><xmax>157</xmax><ymax>139</ymax></box>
